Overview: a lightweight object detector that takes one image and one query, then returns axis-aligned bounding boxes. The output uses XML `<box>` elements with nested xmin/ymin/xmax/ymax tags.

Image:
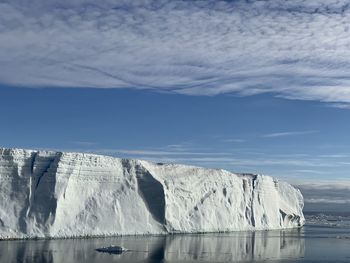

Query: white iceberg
<box><xmin>0</xmin><ymin>148</ymin><xmax>304</xmax><ymax>239</ymax></box>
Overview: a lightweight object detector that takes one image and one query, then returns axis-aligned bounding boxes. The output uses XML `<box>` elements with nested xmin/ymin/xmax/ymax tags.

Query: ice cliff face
<box><xmin>0</xmin><ymin>148</ymin><xmax>304</xmax><ymax>239</ymax></box>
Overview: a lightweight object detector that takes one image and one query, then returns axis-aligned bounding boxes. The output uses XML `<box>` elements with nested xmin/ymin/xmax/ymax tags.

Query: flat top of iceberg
<box><xmin>0</xmin><ymin>146</ymin><xmax>262</xmax><ymax>179</ymax></box>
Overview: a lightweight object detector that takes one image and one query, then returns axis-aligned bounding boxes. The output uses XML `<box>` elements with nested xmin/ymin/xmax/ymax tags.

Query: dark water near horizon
<box><xmin>1</xmin><ymin>212</ymin><xmax>350</xmax><ymax>263</ymax></box>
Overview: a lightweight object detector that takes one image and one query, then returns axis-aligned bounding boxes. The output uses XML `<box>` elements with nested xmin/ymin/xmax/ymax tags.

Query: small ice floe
<box><xmin>96</xmin><ymin>245</ymin><xmax>129</xmax><ymax>254</ymax></box>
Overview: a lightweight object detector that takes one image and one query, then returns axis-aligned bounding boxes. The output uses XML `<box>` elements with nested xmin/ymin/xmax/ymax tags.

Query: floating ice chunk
<box><xmin>96</xmin><ymin>245</ymin><xmax>129</xmax><ymax>254</ymax></box>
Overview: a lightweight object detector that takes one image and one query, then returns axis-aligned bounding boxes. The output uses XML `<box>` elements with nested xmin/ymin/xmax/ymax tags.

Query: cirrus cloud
<box><xmin>1</xmin><ymin>0</ymin><xmax>350</xmax><ymax>107</ymax></box>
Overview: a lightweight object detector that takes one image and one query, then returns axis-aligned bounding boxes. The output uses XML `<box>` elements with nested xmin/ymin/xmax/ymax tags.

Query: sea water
<box><xmin>1</xmin><ymin>212</ymin><xmax>350</xmax><ymax>262</ymax></box>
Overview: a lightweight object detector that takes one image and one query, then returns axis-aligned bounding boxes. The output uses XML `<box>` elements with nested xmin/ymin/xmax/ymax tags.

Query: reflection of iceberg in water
<box><xmin>164</xmin><ymin>229</ymin><xmax>305</xmax><ymax>262</ymax></box>
<box><xmin>0</xmin><ymin>229</ymin><xmax>304</xmax><ymax>263</ymax></box>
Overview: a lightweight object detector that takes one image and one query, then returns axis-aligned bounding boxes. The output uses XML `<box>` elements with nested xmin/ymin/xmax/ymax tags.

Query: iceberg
<box><xmin>0</xmin><ymin>148</ymin><xmax>304</xmax><ymax>239</ymax></box>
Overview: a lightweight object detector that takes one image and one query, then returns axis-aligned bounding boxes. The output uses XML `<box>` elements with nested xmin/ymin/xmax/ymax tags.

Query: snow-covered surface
<box><xmin>0</xmin><ymin>148</ymin><xmax>304</xmax><ymax>239</ymax></box>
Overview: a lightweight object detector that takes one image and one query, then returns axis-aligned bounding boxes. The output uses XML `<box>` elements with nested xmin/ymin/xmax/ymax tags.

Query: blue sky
<box><xmin>1</xmin><ymin>0</ymin><xmax>350</xmax><ymax>207</ymax></box>
<box><xmin>1</xmin><ymin>86</ymin><xmax>349</xmax><ymax>184</ymax></box>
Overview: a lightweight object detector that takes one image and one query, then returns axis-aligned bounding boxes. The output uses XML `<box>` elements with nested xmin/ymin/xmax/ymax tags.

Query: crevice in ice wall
<box><xmin>135</xmin><ymin>163</ymin><xmax>166</xmax><ymax>225</ymax></box>
<box><xmin>30</xmin><ymin>152</ymin><xmax>37</xmax><ymax>175</ymax></box>
<box><xmin>16</xmin><ymin>152</ymin><xmax>34</xmax><ymax>234</ymax></box>
<box><xmin>248</xmin><ymin>176</ymin><xmax>257</xmax><ymax>227</ymax></box>
<box><xmin>25</xmin><ymin>152</ymin><xmax>62</xmax><ymax>235</ymax></box>
<box><xmin>280</xmin><ymin>209</ymin><xmax>287</xmax><ymax>224</ymax></box>
<box><xmin>32</xmin><ymin>153</ymin><xmax>60</xmax><ymax>233</ymax></box>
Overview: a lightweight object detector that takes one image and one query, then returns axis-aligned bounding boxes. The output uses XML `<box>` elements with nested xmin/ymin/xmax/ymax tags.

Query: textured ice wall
<box><xmin>0</xmin><ymin>148</ymin><xmax>304</xmax><ymax>239</ymax></box>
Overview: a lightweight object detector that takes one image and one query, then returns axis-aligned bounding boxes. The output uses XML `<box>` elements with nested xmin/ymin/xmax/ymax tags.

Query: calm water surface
<box><xmin>1</xmin><ymin>212</ymin><xmax>350</xmax><ymax>263</ymax></box>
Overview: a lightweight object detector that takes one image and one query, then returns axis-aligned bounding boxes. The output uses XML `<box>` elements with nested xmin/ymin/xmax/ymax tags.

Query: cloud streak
<box><xmin>62</xmin><ymin>146</ymin><xmax>350</xmax><ymax>172</ymax></box>
<box><xmin>261</xmin><ymin>130</ymin><xmax>318</xmax><ymax>138</ymax></box>
<box><xmin>1</xmin><ymin>0</ymin><xmax>350</xmax><ymax>106</ymax></box>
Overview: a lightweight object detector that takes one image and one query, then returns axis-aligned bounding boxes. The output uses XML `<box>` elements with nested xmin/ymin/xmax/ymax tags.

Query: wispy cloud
<box><xmin>91</xmin><ymin>148</ymin><xmax>230</xmax><ymax>157</ymax></box>
<box><xmin>1</xmin><ymin>1</ymin><xmax>350</xmax><ymax>107</ymax></box>
<box><xmin>319</xmin><ymin>154</ymin><xmax>350</xmax><ymax>158</ymax></box>
<box><xmin>261</xmin><ymin>130</ymin><xmax>318</xmax><ymax>138</ymax></box>
<box><xmin>221</xmin><ymin>138</ymin><xmax>246</xmax><ymax>143</ymax></box>
<box><xmin>293</xmin><ymin>169</ymin><xmax>328</xmax><ymax>174</ymax></box>
<box><xmin>67</xmin><ymin>146</ymin><xmax>350</xmax><ymax>171</ymax></box>
<box><xmin>163</xmin><ymin>143</ymin><xmax>196</xmax><ymax>151</ymax></box>
<box><xmin>328</xmin><ymin>103</ymin><xmax>350</xmax><ymax>109</ymax></box>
